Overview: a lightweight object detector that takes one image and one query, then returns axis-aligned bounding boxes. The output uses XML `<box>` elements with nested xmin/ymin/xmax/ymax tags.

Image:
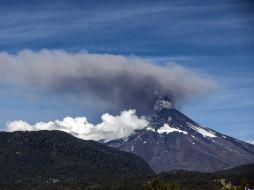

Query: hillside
<box><xmin>0</xmin><ymin>130</ymin><xmax>154</xmax><ymax>184</ymax></box>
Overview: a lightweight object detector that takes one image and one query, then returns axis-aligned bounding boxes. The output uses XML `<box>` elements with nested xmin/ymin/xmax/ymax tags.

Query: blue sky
<box><xmin>0</xmin><ymin>0</ymin><xmax>254</xmax><ymax>142</ymax></box>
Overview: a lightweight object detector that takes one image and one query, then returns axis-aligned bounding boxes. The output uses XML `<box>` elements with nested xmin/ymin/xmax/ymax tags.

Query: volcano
<box><xmin>106</xmin><ymin>95</ymin><xmax>254</xmax><ymax>173</ymax></box>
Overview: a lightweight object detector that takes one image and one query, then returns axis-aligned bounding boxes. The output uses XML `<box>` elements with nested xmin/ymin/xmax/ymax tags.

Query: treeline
<box><xmin>0</xmin><ymin>164</ymin><xmax>253</xmax><ymax>190</ymax></box>
<box><xmin>0</xmin><ymin>175</ymin><xmax>251</xmax><ymax>190</ymax></box>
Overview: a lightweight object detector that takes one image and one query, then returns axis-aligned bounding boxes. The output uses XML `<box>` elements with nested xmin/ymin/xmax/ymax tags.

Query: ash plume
<box><xmin>0</xmin><ymin>49</ymin><xmax>217</xmax><ymax>114</ymax></box>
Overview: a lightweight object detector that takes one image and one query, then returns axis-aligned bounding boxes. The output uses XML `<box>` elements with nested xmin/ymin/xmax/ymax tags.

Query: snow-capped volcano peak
<box><xmin>148</xmin><ymin>107</ymin><xmax>217</xmax><ymax>138</ymax></box>
<box><xmin>107</xmin><ymin>106</ymin><xmax>254</xmax><ymax>173</ymax></box>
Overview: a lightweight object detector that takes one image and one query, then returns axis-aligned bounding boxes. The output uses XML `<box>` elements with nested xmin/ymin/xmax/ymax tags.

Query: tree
<box><xmin>140</xmin><ymin>178</ymin><xmax>180</xmax><ymax>190</ymax></box>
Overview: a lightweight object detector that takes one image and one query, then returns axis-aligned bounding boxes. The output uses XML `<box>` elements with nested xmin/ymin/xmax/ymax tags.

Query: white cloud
<box><xmin>5</xmin><ymin>109</ymin><xmax>148</xmax><ymax>141</ymax></box>
<box><xmin>250</xmin><ymin>140</ymin><xmax>254</xmax><ymax>145</ymax></box>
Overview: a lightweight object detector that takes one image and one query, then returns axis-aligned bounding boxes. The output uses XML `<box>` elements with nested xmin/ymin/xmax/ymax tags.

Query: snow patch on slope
<box><xmin>187</xmin><ymin>123</ymin><xmax>217</xmax><ymax>138</ymax></box>
<box><xmin>157</xmin><ymin>124</ymin><xmax>187</xmax><ymax>135</ymax></box>
<box><xmin>146</xmin><ymin>127</ymin><xmax>156</xmax><ymax>132</ymax></box>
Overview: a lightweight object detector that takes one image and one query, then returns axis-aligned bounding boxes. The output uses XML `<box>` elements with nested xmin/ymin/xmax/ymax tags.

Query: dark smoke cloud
<box><xmin>0</xmin><ymin>49</ymin><xmax>217</xmax><ymax>114</ymax></box>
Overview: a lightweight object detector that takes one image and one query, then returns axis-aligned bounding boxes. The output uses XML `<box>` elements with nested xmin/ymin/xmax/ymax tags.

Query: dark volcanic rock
<box><xmin>0</xmin><ymin>130</ymin><xmax>154</xmax><ymax>183</ymax></box>
<box><xmin>107</xmin><ymin>97</ymin><xmax>254</xmax><ymax>173</ymax></box>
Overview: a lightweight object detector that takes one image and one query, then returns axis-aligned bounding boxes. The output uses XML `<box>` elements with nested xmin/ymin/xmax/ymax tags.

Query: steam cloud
<box><xmin>0</xmin><ymin>49</ymin><xmax>217</xmax><ymax>113</ymax></box>
<box><xmin>6</xmin><ymin>109</ymin><xmax>148</xmax><ymax>141</ymax></box>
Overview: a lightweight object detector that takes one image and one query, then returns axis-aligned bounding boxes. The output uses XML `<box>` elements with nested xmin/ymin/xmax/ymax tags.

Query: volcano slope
<box><xmin>107</xmin><ymin>96</ymin><xmax>254</xmax><ymax>173</ymax></box>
